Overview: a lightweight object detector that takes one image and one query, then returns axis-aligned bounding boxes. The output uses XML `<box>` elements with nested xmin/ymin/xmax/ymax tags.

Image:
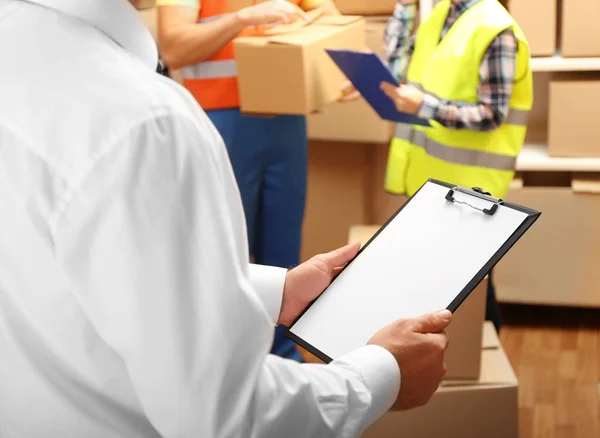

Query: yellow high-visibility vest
<box><xmin>385</xmin><ymin>0</ymin><xmax>533</xmax><ymax>198</ymax></box>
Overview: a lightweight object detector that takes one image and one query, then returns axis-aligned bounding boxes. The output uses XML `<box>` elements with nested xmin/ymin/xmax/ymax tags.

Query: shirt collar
<box><xmin>450</xmin><ymin>0</ymin><xmax>481</xmax><ymax>16</ymax></box>
<box><xmin>22</xmin><ymin>0</ymin><xmax>158</xmax><ymax>70</ymax></box>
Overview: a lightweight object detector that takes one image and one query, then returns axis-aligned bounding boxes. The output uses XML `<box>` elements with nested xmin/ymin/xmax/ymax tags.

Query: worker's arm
<box><xmin>157</xmin><ymin>0</ymin><xmax>307</xmax><ymax>69</ymax></box>
<box><xmin>417</xmin><ymin>30</ymin><xmax>518</xmax><ymax>131</ymax></box>
<box><xmin>385</xmin><ymin>0</ymin><xmax>418</xmax><ymax>82</ymax></box>
<box><xmin>53</xmin><ymin>108</ymin><xmax>401</xmax><ymax>438</ymax></box>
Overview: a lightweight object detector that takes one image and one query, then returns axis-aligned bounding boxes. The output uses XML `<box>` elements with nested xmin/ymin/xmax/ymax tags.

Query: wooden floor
<box><xmin>499</xmin><ymin>304</ymin><xmax>600</xmax><ymax>438</ymax></box>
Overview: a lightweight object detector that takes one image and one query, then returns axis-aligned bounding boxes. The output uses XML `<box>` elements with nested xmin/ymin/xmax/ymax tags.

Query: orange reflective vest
<box><xmin>181</xmin><ymin>0</ymin><xmax>303</xmax><ymax>111</ymax></box>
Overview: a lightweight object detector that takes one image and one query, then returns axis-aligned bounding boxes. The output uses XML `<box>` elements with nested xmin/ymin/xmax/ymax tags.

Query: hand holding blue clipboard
<box><xmin>326</xmin><ymin>49</ymin><xmax>430</xmax><ymax>127</ymax></box>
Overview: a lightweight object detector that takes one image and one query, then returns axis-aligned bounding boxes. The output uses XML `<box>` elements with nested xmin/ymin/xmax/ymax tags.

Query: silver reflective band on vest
<box><xmin>405</xmin><ymin>81</ymin><xmax>530</xmax><ymax>126</ymax></box>
<box><xmin>181</xmin><ymin>59</ymin><xmax>238</xmax><ymax>80</ymax></box>
<box><xmin>394</xmin><ymin>127</ymin><xmax>517</xmax><ymax>171</ymax></box>
<box><xmin>505</xmin><ymin>108</ymin><xmax>529</xmax><ymax>126</ymax></box>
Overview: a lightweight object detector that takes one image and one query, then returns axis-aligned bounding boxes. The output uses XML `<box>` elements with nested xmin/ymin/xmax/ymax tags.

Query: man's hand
<box><xmin>380</xmin><ymin>82</ymin><xmax>425</xmax><ymax>115</ymax></box>
<box><xmin>369</xmin><ymin>310</ymin><xmax>452</xmax><ymax>411</ymax></box>
<box><xmin>236</xmin><ymin>0</ymin><xmax>309</xmax><ymax>27</ymax></box>
<box><xmin>339</xmin><ymin>80</ymin><xmax>361</xmax><ymax>102</ymax></box>
<box><xmin>278</xmin><ymin>243</ymin><xmax>361</xmax><ymax>327</ymax></box>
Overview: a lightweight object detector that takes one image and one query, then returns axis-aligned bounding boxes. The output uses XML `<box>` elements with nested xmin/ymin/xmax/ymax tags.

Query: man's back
<box><xmin>0</xmin><ymin>1</ymin><xmax>222</xmax><ymax>436</ymax></box>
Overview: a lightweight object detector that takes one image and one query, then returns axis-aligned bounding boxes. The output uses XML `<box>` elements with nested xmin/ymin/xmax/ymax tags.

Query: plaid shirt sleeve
<box><xmin>418</xmin><ymin>29</ymin><xmax>518</xmax><ymax>132</ymax></box>
<box><xmin>385</xmin><ymin>2</ymin><xmax>417</xmax><ymax>82</ymax></box>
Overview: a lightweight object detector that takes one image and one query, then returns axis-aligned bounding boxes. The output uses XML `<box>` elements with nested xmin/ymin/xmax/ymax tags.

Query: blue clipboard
<box><xmin>327</xmin><ymin>49</ymin><xmax>430</xmax><ymax>126</ymax></box>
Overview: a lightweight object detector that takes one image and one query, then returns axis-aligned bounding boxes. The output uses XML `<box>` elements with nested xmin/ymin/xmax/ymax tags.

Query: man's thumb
<box><xmin>414</xmin><ymin>310</ymin><xmax>453</xmax><ymax>334</ymax></box>
<box><xmin>323</xmin><ymin>242</ymin><xmax>361</xmax><ymax>268</ymax></box>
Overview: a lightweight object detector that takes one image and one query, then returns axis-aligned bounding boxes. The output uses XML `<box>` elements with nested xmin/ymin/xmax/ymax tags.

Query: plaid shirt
<box><xmin>384</xmin><ymin>0</ymin><xmax>518</xmax><ymax>132</ymax></box>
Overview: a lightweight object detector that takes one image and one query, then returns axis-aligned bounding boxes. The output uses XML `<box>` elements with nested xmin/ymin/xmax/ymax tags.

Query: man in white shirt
<box><xmin>0</xmin><ymin>1</ymin><xmax>452</xmax><ymax>437</ymax></box>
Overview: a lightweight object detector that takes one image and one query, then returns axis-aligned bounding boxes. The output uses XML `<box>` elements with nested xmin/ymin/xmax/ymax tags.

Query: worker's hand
<box><xmin>380</xmin><ymin>82</ymin><xmax>425</xmax><ymax>115</ymax></box>
<box><xmin>339</xmin><ymin>80</ymin><xmax>361</xmax><ymax>102</ymax></box>
<box><xmin>278</xmin><ymin>243</ymin><xmax>361</xmax><ymax>327</ymax></box>
<box><xmin>368</xmin><ymin>310</ymin><xmax>452</xmax><ymax>411</ymax></box>
<box><xmin>236</xmin><ymin>0</ymin><xmax>309</xmax><ymax>28</ymax></box>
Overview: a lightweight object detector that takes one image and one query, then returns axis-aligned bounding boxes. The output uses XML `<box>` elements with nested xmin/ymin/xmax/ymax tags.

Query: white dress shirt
<box><xmin>0</xmin><ymin>1</ymin><xmax>400</xmax><ymax>437</ymax></box>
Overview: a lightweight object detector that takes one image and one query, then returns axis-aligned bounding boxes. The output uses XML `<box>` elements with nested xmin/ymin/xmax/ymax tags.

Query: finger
<box><xmin>340</xmin><ymin>80</ymin><xmax>354</xmax><ymax>93</ymax></box>
<box><xmin>413</xmin><ymin>310</ymin><xmax>453</xmax><ymax>334</ymax></box>
<box><xmin>340</xmin><ymin>90</ymin><xmax>361</xmax><ymax>102</ymax></box>
<box><xmin>380</xmin><ymin>82</ymin><xmax>398</xmax><ymax>95</ymax></box>
<box><xmin>277</xmin><ymin>2</ymin><xmax>309</xmax><ymax>21</ymax></box>
<box><xmin>381</xmin><ymin>84</ymin><xmax>401</xmax><ymax>101</ymax></box>
<box><xmin>430</xmin><ymin>330</ymin><xmax>450</xmax><ymax>352</ymax></box>
<box><xmin>322</xmin><ymin>242</ymin><xmax>361</xmax><ymax>268</ymax></box>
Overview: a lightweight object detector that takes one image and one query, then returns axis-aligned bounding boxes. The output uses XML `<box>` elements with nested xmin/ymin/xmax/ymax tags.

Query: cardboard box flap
<box><xmin>572</xmin><ymin>175</ymin><xmax>600</xmax><ymax>194</ymax></box>
<box><xmin>482</xmin><ymin>321</ymin><xmax>501</xmax><ymax>349</ymax></box>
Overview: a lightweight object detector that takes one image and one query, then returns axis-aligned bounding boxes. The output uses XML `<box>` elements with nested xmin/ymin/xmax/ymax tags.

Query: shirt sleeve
<box><xmin>249</xmin><ymin>264</ymin><xmax>287</xmax><ymax>324</ymax></box>
<box><xmin>385</xmin><ymin>2</ymin><xmax>417</xmax><ymax>82</ymax></box>
<box><xmin>51</xmin><ymin>110</ymin><xmax>400</xmax><ymax>438</ymax></box>
<box><xmin>417</xmin><ymin>29</ymin><xmax>518</xmax><ymax>131</ymax></box>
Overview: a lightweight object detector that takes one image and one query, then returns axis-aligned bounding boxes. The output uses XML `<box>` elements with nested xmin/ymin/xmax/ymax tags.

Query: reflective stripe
<box><xmin>395</xmin><ymin>123</ymin><xmax>413</xmax><ymax>140</ymax></box>
<box><xmin>505</xmin><ymin>108</ymin><xmax>529</xmax><ymax>126</ymax></box>
<box><xmin>411</xmin><ymin>130</ymin><xmax>516</xmax><ymax>170</ymax></box>
<box><xmin>406</xmin><ymin>81</ymin><xmax>530</xmax><ymax>126</ymax></box>
<box><xmin>180</xmin><ymin>59</ymin><xmax>238</xmax><ymax>80</ymax></box>
<box><xmin>198</xmin><ymin>14</ymin><xmax>224</xmax><ymax>24</ymax></box>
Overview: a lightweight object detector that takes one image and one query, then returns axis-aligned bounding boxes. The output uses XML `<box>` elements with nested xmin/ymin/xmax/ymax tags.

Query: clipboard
<box><xmin>326</xmin><ymin>49</ymin><xmax>430</xmax><ymax>126</ymax></box>
<box><xmin>286</xmin><ymin>179</ymin><xmax>540</xmax><ymax>363</ymax></box>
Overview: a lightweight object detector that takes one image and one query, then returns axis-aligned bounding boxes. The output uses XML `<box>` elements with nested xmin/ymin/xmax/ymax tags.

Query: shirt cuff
<box><xmin>333</xmin><ymin>345</ymin><xmax>401</xmax><ymax>428</ymax></box>
<box><xmin>249</xmin><ymin>264</ymin><xmax>287</xmax><ymax>325</ymax></box>
<box><xmin>418</xmin><ymin>92</ymin><xmax>441</xmax><ymax>121</ymax></box>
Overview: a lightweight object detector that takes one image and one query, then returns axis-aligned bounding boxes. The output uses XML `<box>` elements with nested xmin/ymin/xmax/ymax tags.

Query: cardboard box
<box><xmin>362</xmin><ymin>322</ymin><xmax>519</xmax><ymax>438</ymax></box>
<box><xmin>235</xmin><ymin>15</ymin><xmax>366</xmax><ymax>115</ymax></box>
<box><xmin>348</xmin><ymin>225</ymin><xmax>486</xmax><ymax>380</ymax></box>
<box><xmin>301</xmin><ymin>141</ymin><xmax>375</xmax><ymax>261</ymax></box>
<box><xmin>335</xmin><ymin>0</ymin><xmax>396</xmax><ymax>15</ymax></box>
<box><xmin>561</xmin><ymin>0</ymin><xmax>600</xmax><ymax>57</ymax></box>
<box><xmin>306</xmin><ymin>17</ymin><xmax>395</xmax><ymax>143</ymax></box>
<box><xmin>307</xmin><ymin>99</ymin><xmax>395</xmax><ymax>143</ymax></box>
<box><xmin>510</xmin><ymin>0</ymin><xmax>556</xmax><ymax>57</ymax></box>
<box><xmin>548</xmin><ymin>77</ymin><xmax>600</xmax><ymax>157</ymax></box>
<box><xmin>495</xmin><ymin>176</ymin><xmax>600</xmax><ymax>307</ymax></box>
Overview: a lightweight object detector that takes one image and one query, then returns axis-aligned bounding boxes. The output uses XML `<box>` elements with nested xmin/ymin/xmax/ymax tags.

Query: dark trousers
<box><xmin>485</xmin><ymin>270</ymin><xmax>502</xmax><ymax>333</ymax></box>
<box><xmin>207</xmin><ymin>109</ymin><xmax>307</xmax><ymax>362</ymax></box>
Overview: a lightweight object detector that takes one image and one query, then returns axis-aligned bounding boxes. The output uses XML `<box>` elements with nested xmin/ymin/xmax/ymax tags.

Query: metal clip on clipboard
<box><xmin>445</xmin><ymin>186</ymin><xmax>503</xmax><ymax>216</ymax></box>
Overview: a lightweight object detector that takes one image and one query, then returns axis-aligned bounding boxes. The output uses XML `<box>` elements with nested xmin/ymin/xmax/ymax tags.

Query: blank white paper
<box><xmin>289</xmin><ymin>181</ymin><xmax>529</xmax><ymax>360</ymax></box>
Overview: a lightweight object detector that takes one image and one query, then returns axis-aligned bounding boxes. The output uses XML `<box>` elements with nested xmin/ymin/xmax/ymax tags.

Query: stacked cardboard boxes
<box><xmin>495</xmin><ymin>175</ymin><xmax>600</xmax><ymax>307</ymax></box>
